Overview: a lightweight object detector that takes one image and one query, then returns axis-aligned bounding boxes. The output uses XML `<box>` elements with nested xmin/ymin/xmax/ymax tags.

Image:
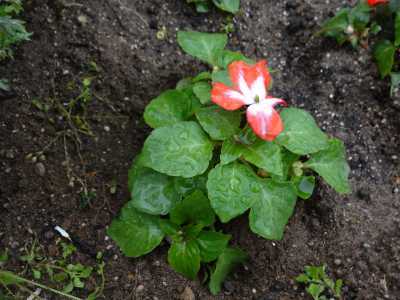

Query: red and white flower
<box><xmin>367</xmin><ymin>0</ymin><xmax>388</xmax><ymax>6</ymax></box>
<box><xmin>211</xmin><ymin>60</ymin><xmax>286</xmax><ymax>141</ymax></box>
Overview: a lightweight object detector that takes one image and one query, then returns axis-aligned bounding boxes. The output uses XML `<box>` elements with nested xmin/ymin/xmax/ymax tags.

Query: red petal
<box><xmin>211</xmin><ymin>82</ymin><xmax>247</xmax><ymax>110</ymax></box>
<box><xmin>246</xmin><ymin>103</ymin><xmax>283</xmax><ymax>141</ymax></box>
<box><xmin>228</xmin><ymin>60</ymin><xmax>271</xmax><ymax>95</ymax></box>
<box><xmin>367</xmin><ymin>0</ymin><xmax>388</xmax><ymax>6</ymax></box>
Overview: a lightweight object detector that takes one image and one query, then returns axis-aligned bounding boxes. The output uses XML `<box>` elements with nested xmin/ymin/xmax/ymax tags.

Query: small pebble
<box><xmin>180</xmin><ymin>286</ymin><xmax>195</xmax><ymax>300</ymax></box>
<box><xmin>334</xmin><ymin>259</ymin><xmax>342</xmax><ymax>266</ymax></box>
<box><xmin>77</xmin><ymin>15</ymin><xmax>88</xmax><ymax>25</ymax></box>
<box><xmin>136</xmin><ymin>285</ymin><xmax>145</xmax><ymax>292</ymax></box>
<box><xmin>35</xmin><ymin>162</ymin><xmax>46</xmax><ymax>176</ymax></box>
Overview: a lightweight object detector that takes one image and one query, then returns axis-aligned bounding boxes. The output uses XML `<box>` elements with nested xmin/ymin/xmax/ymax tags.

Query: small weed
<box><xmin>0</xmin><ymin>239</ymin><xmax>105</xmax><ymax>299</ymax></box>
<box><xmin>296</xmin><ymin>265</ymin><xmax>343</xmax><ymax>300</ymax></box>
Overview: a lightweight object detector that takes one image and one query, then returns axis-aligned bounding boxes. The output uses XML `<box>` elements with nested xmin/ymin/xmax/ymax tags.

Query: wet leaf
<box><xmin>128</xmin><ymin>160</ymin><xmax>179</xmax><ymax>215</ymax></box>
<box><xmin>249</xmin><ymin>180</ymin><xmax>297</xmax><ymax>240</ymax></box>
<box><xmin>305</xmin><ymin>139</ymin><xmax>351</xmax><ymax>194</ymax></box>
<box><xmin>144</xmin><ymin>89</ymin><xmax>196</xmax><ymax>128</ymax></box>
<box><xmin>208</xmin><ymin>248</ymin><xmax>247</xmax><ymax>295</ymax></box>
<box><xmin>293</xmin><ymin>176</ymin><xmax>315</xmax><ymax>200</ymax></box>
<box><xmin>242</xmin><ymin>140</ymin><xmax>283</xmax><ymax>176</ymax></box>
<box><xmin>395</xmin><ymin>11</ymin><xmax>400</xmax><ymax>46</ymax></box>
<box><xmin>196</xmin><ymin>230</ymin><xmax>231</xmax><ymax>262</ymax></box>
<box><xmin>193</xmin><ymin>81</ymin><xmax>211</xmax><ymax>104</ymax></box>
<box><xmin>196</xmin><ymin>105</ymin><xmax>241</xmax><ymax>140</ymax></box>
<box><xmin>107</xmin><ymin>202</ymin><xmax>164</xmax><ymax>257</ymax></box>
<box><xmin>276</xmin><ymin>108</ymin><xmax>329</xmax><ymax>155</ymax></box>
<box><xmin>207</xmin><ymin>162</ymin><xmax>260</xmax><ymax>222</ymax></box>
<box><xmin>170</xmin><ymin>190</ymin><xmax>215</xmax><ymax>226</ymax></box>
<box><xmin>141</xmin><ymin>121</ymin><xmax>214</xmax><ymax>178</ymax></box>
<box><xmin>177</xmin><ymin>31</ymin><xmax>227</xmax><ymax>65</ymax></box>
<box><xmin>212</xmin><ymin>0</ymin><xmax>240</xmax><ymax>13</ymax></box>
<box><xmin>215</xmin><ymin>50</ymin><xmax>253</xmax><ymax>68</ymax></box>
<box><xmin>373</xmin><ymin>40</ymin><xmax>395</xmax><ymax>78</ymax></box>
<box><xmin>168</xmin><ymin>240</ymin><xmax>201</xmax><ymax>280</ymax></box>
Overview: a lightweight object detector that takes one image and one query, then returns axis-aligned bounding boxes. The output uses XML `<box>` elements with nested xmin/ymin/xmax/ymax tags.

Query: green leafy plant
<box><xmin>0</xmin><ymin>241</ymin><xmax>105</xmax><ymax>299</ymax></box>
<box><xmin>296</xmin><ymin>265</ymin><xmax>343</xmax><ymax>300</ymax></box>
<box><xmin>0</xmin><ymin>0</ymin><xmax>31</xmax><ymax>60</ymax></box>
<box><xmin>187</xmin><ymin>0</ymin><xmax>240</xmax><ymax>14</ymax></box>
<box><xmin>319</xmin><ymin>0</ymin><xmax>400</xmax><ymax>93</ymax></box>
<box><xmin>108</xmin><ymin>30</ymin><xmax>350</xmax><ymax>295</ymax></box>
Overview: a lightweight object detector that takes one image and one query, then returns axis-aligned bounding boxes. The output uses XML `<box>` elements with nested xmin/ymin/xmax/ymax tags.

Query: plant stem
<box><xmin>0</xmin><ymin>271</ymin><xmax>83</xmax><ymax>300</ymax></box>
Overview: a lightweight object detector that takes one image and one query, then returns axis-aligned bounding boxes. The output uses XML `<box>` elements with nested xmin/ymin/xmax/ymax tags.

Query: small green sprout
<box><xmin>296</xmin><ymin>265</ymin><xmax>343</xmax><ymax>300</ymax></box>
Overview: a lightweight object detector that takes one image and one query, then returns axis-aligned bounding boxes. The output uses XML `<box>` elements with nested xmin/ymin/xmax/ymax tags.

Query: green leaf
<box><xmin>208</xmin><ymin>248</ymin><xmax>247</xmax><ymax>295</ymax></box>
<box><xmin>242</xmin><ymin>140</ymin><xmax>283</xmax><ymax>176</ymax></box>
<box><xmin>272</xmin><ymin>150</ymin><xmax>299</xmax><ymax>181</ymax></box>
<box><xmin>194</xmin><ymin>1</ymin><xmax>211</xmax><ymax>13</ymax></box>
<box><xmin>293</xmin><ymin>176</ymin><xmax>315</xmax><ymax>200</ymax></box>
<box><xmin>173</xmin><ymin>175</ymin><xmax>207</xmax><ymax>197</ymax></box>
<box><xmin>220</xmin><ymin>128</ymin><xmax>283</xmax><ymax>176</ymax></box>
<box><xmin>211</xmin><ymin>69</ymin><xmax>232</xmax><ymax>86</ymax></box>
<box><xmin>370</xmin><ymin>22</ymin><xmax>382</xmax><ymax>35</ymax></box>
<box><xmin>54</xmin><ymin>272</ymin><xmax>69</xmax><ymax>282</ymax></box>
<box><xmin>177</xmin><ymin>31</ymin><xmax>228</xmax><ymax>65</ymax></box>
<box><xmin>32</xmin><ymin>269</ymin><xmax>41</xmax><ymax>280</ymax></box>
<box><xmin>349</xmin><ymin>2</ymin><xmax>370</xmax><ymax>32</ymax></box>
<box><xmin>158</xmin><ymin>219</ymin><xmax>180</xmax><ymax>237</ymax></box>
<box><xmin>334</xmin><ymin>279</ymin><xmax>343</xmax><ymax>297</ymax></box>
<box><xmin>107</xmin><ymin>202</ymin><xmax>164</xmax><ymax>257</ymax></box>
<box><xmin>220</xmin><ymin>138</ymin><xmax>243</xmax><ymax>165</ymax></box>
<box><xmin>307</xmin><ymin>283</ymin><xmax>325</xmax><ymax>300</ymax></box>
<box><xmin>144</xmin><ymin>89</ymin><xmax>196</xmax><ymax>128</ymax></box>
<box><xmin>0</xmin><ymin>250</ymin><xmax>8</xmax><ymax>262</ymax></box>
<box><xmin>318</xmin><ymin>8</ymin><xmax>349</xmax><ymax>40</ymax></box>
<box><xmin>193</xmin><ymin>81</ymin><xmax>211</xmax><ymax>104</ymax></box>
<box><xmin>276</xmin><ymin>108</ymin><xmax>329</xmax><ymax>155</ymax></box>
<box><xmin>128</xmin><ymin>161</ymin><xmax>179</xmax><ymax>215</ymax></box>
<box><xmin>0</xmin><ymin>271</ymin><xmax>23</xmax><ymax>285</ymax></box>
<box><xmin>305</xmin><ymin>265</ymin><xmax>325</xmax><ymax>280</ymax></box>
<box><xmin>295</xmin><ymin>274</ymin><xmax>310</xmax><ymax>283</ymax></box>
<box><xmin>373</xmin><ymin>40</ymin><xmax>395</xmax><ymax>79</ymax></box>
<box><xmin>168</xmin><ymin>240</ymin><xmax>201</xmax><ymax>280</ymax></box>
<box><xmin>390</xmin><ymin>72</ymin><xmax>400</xmax><ymax>96</ymax></box>
<box><xmin>207</xmin><ymin>162</ymin><xmax>261</xmax><ymax>222</ymax></box>
<box><xmin>196</xmin><ymin>231</ymin><xmax>231</xmax><ymax>262</ymax></box>
<box><xmin>170</xmin><ymin>190</ymin><xmax>215</xmax><ymax>226</ymax></box>
<box><xmin>215</xmin><ymin>50</ymin><xmax>253</xmax><ymax>69</ymax></box>
<box><xmin>395</xmin><ymin>12</ymin><xmax>400</xmax><ymax>47</ymax></box>
<box><xmin>176</xmin><ymin>77</ymin><xmax>193</xmax><ymax>90</ymax></box>
<box><xmin>212</xmin><ymin>0</ymin><xmax>240</xmax><ymax>13</ymax></box>
<box><xmin>193</xmin><ymin>71</ymin><xmax>212</xmax><ymax>82</ymax></box>
<box><xmin>305</xmin><ymin>139</ymin><xmax>351</xmax><ymax>194</ymax></box>
<box><xmin>141</xmin><ymin>121</ymin><xmax>214</xmax><ymax>178</ymax></box>
<box><xmin>184</xmin><ymin>223</ymin><xmax>204</xmax><ymax>240</ymax></box>
<box><xmin>195</xmin><ymin>105</ymin><xmax>241</xmax><ymax>140</ymax></box>
<box><xmin>249</xmin><ymin>180</ymin><xmax>297</xmax><ymax>240</ymax></box>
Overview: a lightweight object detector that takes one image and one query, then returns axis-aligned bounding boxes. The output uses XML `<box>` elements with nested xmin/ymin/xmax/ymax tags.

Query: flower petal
<box><xmin>367</xmin><ymin>0</ymin><xmax>388</xmax><ymax>6</ymax></box>
<box><xmin>211</xmin><ymin>82</ymin><xmax>247</xmax><ymax>111</ymax></box>
<box><xmin>228</xmin><ymin>60</ymin><xmax>271</xmax><ymax>101</ymax></box>
<box><xmin>246</xmin><ymin>100</ymin><xmax>284</xmax><ymax>141</ymax></box>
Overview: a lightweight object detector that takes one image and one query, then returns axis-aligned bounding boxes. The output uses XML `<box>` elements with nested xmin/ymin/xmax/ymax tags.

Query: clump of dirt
<box><xmin>1</xmin><ymin>0</ymin><xmax>399</xmax><ymax>299</ymax></box>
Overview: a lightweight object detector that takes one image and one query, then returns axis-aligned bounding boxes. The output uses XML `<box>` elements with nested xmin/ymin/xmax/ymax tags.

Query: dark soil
<box><xmin>1</xmin><ymin>0</ymin><xmax>400</xmax><ymax>299</ymax></box>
